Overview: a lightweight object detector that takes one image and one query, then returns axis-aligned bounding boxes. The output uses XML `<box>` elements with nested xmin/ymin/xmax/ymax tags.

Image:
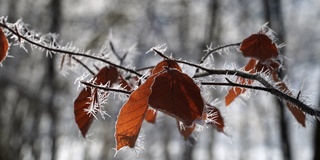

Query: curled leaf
<box><xmin>225</xmin><ymin>59</ymin><xmax>256</xmax><ymax>106</ymax></box>
<box><xmin>0</xmin><ymin>28</ymin><xmax>9</xmax><ymax>63</ymax></box>
<box><xmin>255</xmin><ymin>60</ymin><xmax>280</xmax><ymax>73</ymax></box>
<box><xmin>145</xmin><ymin>109</ymin><xmax>157</xmax><ymax>123</ymax></box>
<box><xmin>206</xmin><ymin>104</ymin><xmax>225</xmax><ymax>132</ymax></box>
<box><xmin>74</xmin><ymin>66</ymin><xmax>118</xmax><ymax>137</ymax></box>
<box><xmin>118</xmin><ymin>74</ymin><xmax>132</xmax><ymax>91</ymax></box>
<box><xmin>272</xmin><ymin>72</ymin><xmax>306</xmax><ymax>127</ymax></box>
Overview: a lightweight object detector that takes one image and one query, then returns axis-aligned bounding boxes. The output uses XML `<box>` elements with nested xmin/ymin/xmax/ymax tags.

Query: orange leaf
<box><xmin>240</xmin><ymin>34</ymin><xmax>278</xmax><ymax>61</ymax></box>
<box><xmin>74</xmin><ymin>88</ymin><xmax>95</xmax><ymax>137</ymax></box>
<box><xmin>177</xmin><ymin>121</ymin><xmax>195</xmax><ymax>140</ymax></box>
<box><xmin>255</xmin><ymin>60</ymin><xmax>280</xmax><ymax>73</ymax></box>
<box><xmin>272</xmin><ymin>73</ymin><xmax>306</xmax><ymax>126</ymax></box>
<box><xmin>152</xmin><ymin>59</ymin><xmax>182</xmax><ymax>75</ymax></box>
<box><xmin>225</xmin><ymin>59</ymin><xmax>256</xmax><ymax>106</ymax></box>
<box><xmin>149</xmin><ymin>69</ymin><xmax>204</xmax><ymax>126</ymax></box>
<box><xmin>145</xmin><ymin>109</ymin><xmax>157</xmax><ymax>123</ymax></box>
<box><xmin>115</xmin><ymin>74</ymin><xmax>157</xmax><ymax>150</ymax></box>
<box><xmin>285</xmin><ymin>101</ymin><xmax>305</xmax><ymax>127</ymax></box>
<box><xmin>225</xmin><ymin>87</ymin><xmax>246</xmax><ymax>106</ymax></box>
<box><xmin>118</xmin><ymin>74</ymin><xmax>132</xmax><ymax>91</ymax></box>
<box><xmin>205</xmin><ymin>104</ymin><xmax>224</xmax><ymax>132</ymax></box>
<box><xmin>0</xmin><ymin>28</ymin><xmax>9</xmax><ymax>63</ymax></box>
<box><xmin>74</xmin><ymin>66</ymin><xmax>118</xmax><ymax>137</ymax></box>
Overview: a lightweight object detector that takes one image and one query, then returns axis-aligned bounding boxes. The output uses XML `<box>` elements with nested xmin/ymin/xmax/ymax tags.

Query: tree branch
<box><xmin>173</xmin><ymin>59</ymin><xmax>320</xmax><ymax>118</ymax></box>
<box><xmin>81</xmin><ymin>82</ymin><xmax>132</xmax><ymax>95</ymax></box>
<box><xmin>0</xmin><ymin>20</ymin><xmax>142</xmax><ymax>77</ymax></box>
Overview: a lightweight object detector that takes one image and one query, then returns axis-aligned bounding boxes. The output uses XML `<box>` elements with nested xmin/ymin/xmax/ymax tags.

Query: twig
<box><xmin>109</xmin><ymin>41</ymin><xmax>128</xmax><ymax>65</ymax></box>
<box><xmin>201</xmin><ymin>79</ymin><xmax>271</xmax><ymax>93</ymax></box>
<box><xmin>200</xmin><ymin>42</ymin><xmax>241</xmax><ymax>64</ymax></box>
<box><xmin>81</xmin><ymin>81</ymin><xmax>132</xmax><ymax>95</ymax></box>
<box><xmin>153</xmin><ymin>48</ymin><xmax>170</xmax><ymax>59</ymax></box>
<box><xmin>72</xmin><ymin>57</ymin><xmax>95</xmax><ymax>75</ymax></box>
<box><xmin>136</xmin><ymin>66</ymin><xmax>154</xmax><ymax>72</ymax></box>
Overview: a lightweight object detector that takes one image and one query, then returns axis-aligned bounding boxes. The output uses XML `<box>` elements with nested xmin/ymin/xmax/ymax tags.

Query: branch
<box><xmin>153</xmin><ymin>48</ymin><xmax>170</xmax><ymax>59</ymax></box>
<box><xmin>201</xmin><ymin>78</ymin><xmax>271</xmax><ymax>93</ymax></box>
<box><xmin>81</xmin><ymin>82</ymin><xmax>131</xmax><ymax>95</ymax></box>
<box><xmin>72</xmin><ymin>56</ymin><xmax>95</xmax><ymax>75</ymax></box>
<box><xmin>0</xmin><ymin>20</ymin><xmax>142</xmax><ymax>77</ymax></box>
<box><xmin>199</xmin><ymin>42</ymin><xmax>241</xmax><ymax>64</ymax></box>
<box><xmin>173</xmin><ymin>59</ymin><xmax>320</xmax><ymax>118</ymax></box>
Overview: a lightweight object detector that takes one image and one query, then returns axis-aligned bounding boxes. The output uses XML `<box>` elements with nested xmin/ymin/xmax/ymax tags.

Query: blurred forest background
<box><xmin>0</xmin><ymin>0</ymin><xmax>320</xmax><ymax>160</ymax></box>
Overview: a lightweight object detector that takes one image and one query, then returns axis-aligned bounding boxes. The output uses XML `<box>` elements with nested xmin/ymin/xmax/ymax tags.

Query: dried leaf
<box><xmin>206</xmin><ymin>104</ymin><xmax>224</xmax><ymax>132</ymax></box>
<box><xmin>74</xmin><ymin>88</ymin><xmax>95</xmax><ymax>137</ymax></box>
<box><xmin>255</xmin><ymin>60</ymin><xmax>280</xmax><ymax>73</ymax></box>
<box><xmin>145</xmin><ymin>109</ymin><xmax>157</xmax><ymax>123</ymax></box>
<box><xmin>118</xmin><ymin>74</ymin><xmax>132</xmax><ymax>91</ymax></box>
<box><xmin>74</xmin><ymin>66</ymin><xmax>118</xmax><ymax>137</ymax></box>
<box><xmin>115</xmin><ymin>74</ymin><xmax>157</xmax><ymax>150</ymax></box>
<box><xmin>240</xmin><ymin>34</ymin><xmax>278</xmax><ymax>61</ymax></box>
<box><xmin>225</xmin><ymin>87</ymin><xmax>245</xmax><ymax>106</ymax></box>
<box><xmin>177</xmin><ymin>121</ymin><xmax>195</xmax><ymax>140</ymax></box>
<box><xmin>149</xmin><ymin>69</ymin><xmax>204</xmax><ymax>126</ymax></box>
<box><xmin>272</xmin><ymin>72</ymin><xmax>306</xmax><ymax>126</ymax></box>
<box><xmin>225</xmin><ymin>59</ymin><xmax>256</xmax><ymax>106</ymax></box>
<box><xmin>0</xmin><ymin>28</ymin><xmax>9</xmax><ymax>63</ymax></box>
<box><xmin>152</xmin><ymin>59</ymin><xmax>182</xmax><ymax>75</ymax></box>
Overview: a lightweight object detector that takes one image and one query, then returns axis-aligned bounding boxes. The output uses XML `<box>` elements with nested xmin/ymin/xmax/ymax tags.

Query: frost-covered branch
<box><xmin>152</xmin><ymin>50</ymin><xmax>319</xmax><ymax>118</ymax></box>
<box><xmin>0</xmin><ymin>17</ymin><xmax>142</xmax><ymax>77</ymax></box>
<box><xmin>1</xmin><ymin>17</ymin><xmax>318</xmax><ymax>119</ymax></box>
<box><xmin>81</xmin><ymin>82</ymin><xmax>132</xmax><ymax>95</ymax></box>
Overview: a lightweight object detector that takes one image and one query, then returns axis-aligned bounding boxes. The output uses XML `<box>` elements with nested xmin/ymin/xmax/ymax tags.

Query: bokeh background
<box><xmin>0</xmin><ymin>0</ymin><xmax>320</xmax><ymax>160</ymax></box>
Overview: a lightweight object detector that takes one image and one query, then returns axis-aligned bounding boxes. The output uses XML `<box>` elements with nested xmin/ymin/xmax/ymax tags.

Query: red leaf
<box><xmin>152</xmin><ymin>59</ymin><xmax>182</xmax><ymax>75</ymax></box>
<box><xmin>118</xmin><ymin>74</ymin><xmax>132</xmax><ymax>91</ymax></box>
<box><xmin>272</xmin><ymin>73</ymin><xmax>306</xmax><ymax>126</ymax></box>
<box><xmin>149</xmin><ymin>69</ymin><xmax>204</xmax><ymax>126</ymax></box>
<box><xmin>206</xmin><ymin>104</ymin><xmax>224</xmax><ymax>132</ymax></box>
<box><xmin>177</xmin><ymin>121</ymin><xmax>195</xmax><ymax>140</ymax></box>
<box><xmin>225</xmin><ymin>59</ymin><xmax>256</xmax><ymax>106</ymax></box>
<box><xmin>74</xmin><ymin>66</ymin><xmax>118</xmax><ymax>137</ymax></box>
<box><xmin>74</xmin><ymin>88</ymin><xmax>95</xmax><ymax>137</ymax></box>
<box><xmin>240</xmin><ymin>34</ymin><xmax>278</xmax><ymax>61</ymax></box>
<box><xmin>225</xmin><ymin>87</ymin><xmax>246</xmax><ymax>106</ymax></box>
<box><xmin>255</xmin><ymin>60</ymin><xmax>280</xmax><ymax>73</ymax></box>
<box><xmin>145</xmin><ymin>109</ymin><xmax>157</xmax><ymax>123</ymax></box>
<box><xmin>115</xmin><ymin>74</ymin><xmax>157</xmax><ymax>150</ymax></box>
<box><xmin>0</xmin><ymin>28</ymin><xmax>9</xmax><ymax>63</ymax></box>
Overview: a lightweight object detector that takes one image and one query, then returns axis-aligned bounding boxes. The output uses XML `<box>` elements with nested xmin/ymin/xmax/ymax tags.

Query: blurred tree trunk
<box><xmin>203</xmin><ymin>1</ymin><xmax>220</xmax><ymax>160</ymax></box>
<box><xmin>179</xmin><ymin>0</ymin><xmax>190</xmax><ymax>55</ymax></box>
<box><xmin>313</xmin><ymin>86</ymin><xmax>320</xmax><ymax>159</ymax></box>
<box><xmin>47</xmin><ymin>0</ymin><xmax>61</xmax><ymax>159</ymax></box>
<box><xmin>263</xmin><ymin>0</ymin><xmax>291</xmax><ymax>160</ymax></box>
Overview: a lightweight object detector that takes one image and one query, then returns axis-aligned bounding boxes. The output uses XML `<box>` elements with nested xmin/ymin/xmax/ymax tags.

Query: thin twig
<box><xmin>81</xmin><ymin>81</ymin><xmax>131</xmax><ymax>95</ymax></box>
<box><xmin>153</xmin><ymin>48</ymin><xmax>170</xmax><ymax>59</ymax></box>
<box><xmin>201</xmin><ymin>80</ymin><xmax>270</xmax><ymax>93</ymax></box>
<box><xmin>72</xmin><ymin>57</ymin><xmax>95</xmax><ymax>75</ymax></box>
<box><xmin>200</xmin><ymin>42</ymin><xmax>241</xmax><ymax>64</ymax></box>
<box><xmin>136</xmin><ymin>66</ymin><xmax>154</xmax><ymax>72</ymax></box>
